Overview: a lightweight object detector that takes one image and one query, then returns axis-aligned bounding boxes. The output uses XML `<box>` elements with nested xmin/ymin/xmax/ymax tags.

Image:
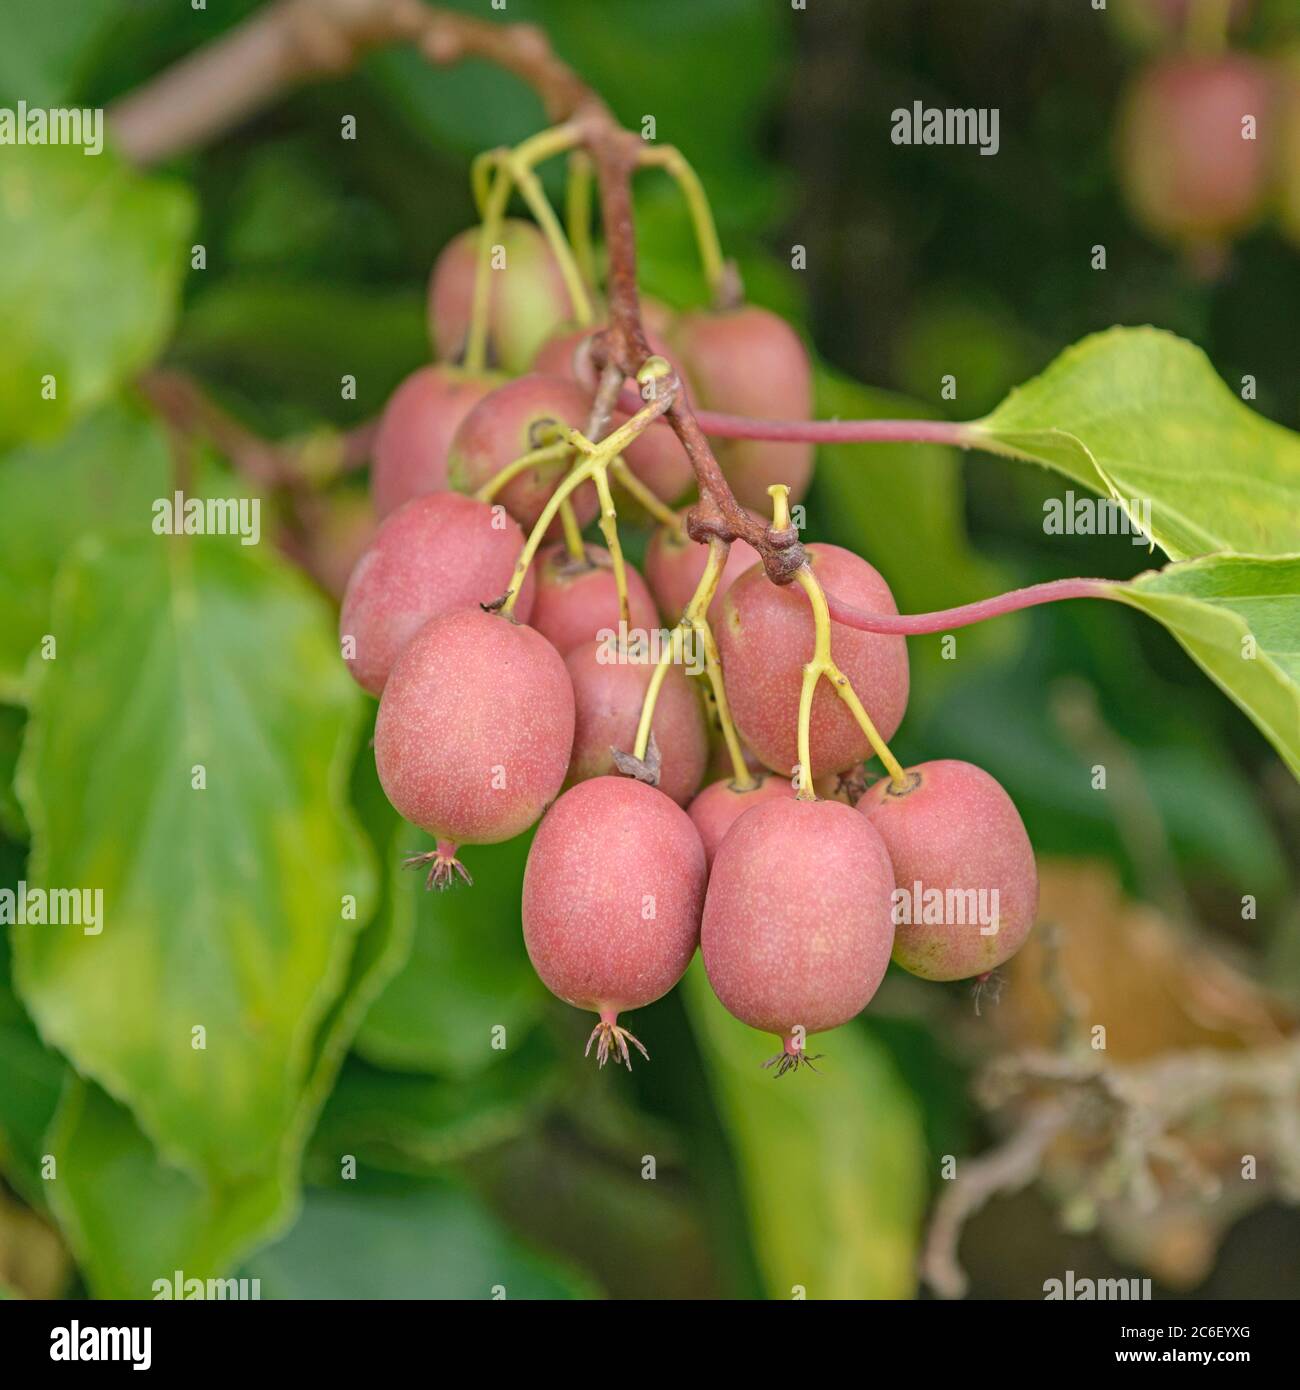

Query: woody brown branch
<box><xmin>109</xmin><ymin>0</ymin><xmax>803</xmax><ymax>581</ymax></box>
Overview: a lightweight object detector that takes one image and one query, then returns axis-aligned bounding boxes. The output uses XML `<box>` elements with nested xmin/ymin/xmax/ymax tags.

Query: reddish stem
<box><xmin>693</xmin><ymin>411</ymin><xmax>980</xmax><ymax>448</ymax></box>
<box><xmin>822</xmin><ymin>577</ymin><xmax>1115</xmax><ymax>635</ymax></box>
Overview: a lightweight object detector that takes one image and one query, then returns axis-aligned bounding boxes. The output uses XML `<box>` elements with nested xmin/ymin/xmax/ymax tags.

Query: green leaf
<box><xmin>0</xmin><ymin>0</ymin><xmax>117</xmax><ymax>106</ymax></box>
<box><xmin>0</xmin><ymin>143</ymin><xmax>192</xmax><ymax>448</ymax></box>
<box><xmin>0</xmin><ymin>706</ymin><xmax>27</xmax><ymax>839</ymax></box>
<box><xmin>244</xmin><ymin>1180</ymin><xmax>596</xmax><ymax>1299</ymax></box>
<box><xmin>14</xmin><ymin>534</ymin><xmax>374</xmax><ymax>1182</ymax></box>
<box><xmin>1110</xmin><ymin>554</ymin><xmax>1300</xmax><ymax>779</ymax></box>
<box><xmin>0</xmin><ymin>398</ymin><xmax>171</xmax><ymax>700</ymax></box>
<box><xmin>0</xmin><ymin>858</ymin><xmax>66</xmax><ymax>1210</ymax></box>
<box><xmin>974</xmin><ymin>327</ymin><xmax>1300</xmax><ymax>561</ymax></box>
<box><xmin>310</xmin><ymin>1038</ymin><xmax>558</xmax><ymax>1179</ymax></box>
<box><xmin>36</xmin><ymin>739</ymin><xmax>416</xmax><ymax>1299</ymax></box>
<box><xmin>681</xmin><ymin>960</ymin><xmax>927</xmax><ymax>1299</ymax></box>
<box><xmin>356</xmin><ymin>831</ymin><xmax>545</xmax><ymax>1077</ymax></box>
<box><xmin>811</xmin><ymin>368</ymin><xmax>1014</xmax><ymax>704</ymax></box>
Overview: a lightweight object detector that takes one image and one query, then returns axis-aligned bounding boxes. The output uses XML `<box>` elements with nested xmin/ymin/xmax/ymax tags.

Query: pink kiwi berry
<box><xmin>1116</xmin><ymin>55</ymin><xmax>1276</xmax><ymax>259</ymax></box>
<box><xmin>671</xmin><ymin>305</ymin><xmax>813</xmax><ymax>512</ymax></box>
<box><xmin>715</xmin><ymin>542</ymin><xmax>909</xmax><ymax>777</ymax></box>
<box><xmin>700</xmin><ymin>797</ymin><xmax>895</xmax><ymax>1071</ymax></box>
<box><xmin>340</xmin><ymin>491</ymin><xmax>535</xmax><ymax>697</ymax></box>
<box><xmin>533</xmin><ymin>326</ymin><xmax>695</xmax><ymax>504</ymax></box>
<box><xmin>446</xmin><ymin>373</ymin><xmax>598</xmax><ymax>536</ymax></box>
<box><xmin>860</xmin><ymin>759</ymin><xmax>1038</xmax><ymax>982</ymax></box>
<box><xmin>374</xmin><ymin>607</ymin><xmax>574</xmax><ymax>887</ymax></box>
<box><xmin>522</xmin><ymin>776</ymin><xmax>707</xmax><ymax>1067</ymax></box>
<box><xmin>369</xmin><ymin>364</ymin><xmax>503</xmax><ymax>521</ymax></box>
<box><xmin>529</xmin><ymin>543</ymin><xmax>659</xmax><ymax>655</ymax></box>
<box><xmin>428</xmin><ymin>219</ymin><xmax>571</xmax><ymax>373</ymax></box>
<box><xmin>564</xmin><ymin>638</ymin><xmax>707</xmax><ymax>806</ymax></box>
<box><xmin>644</xmin><ymin>508</ymin><xmax>761</xmax><ymax>622</ymax></box>
<box><xmin>687</xmin><ymin>773</ymin><xmax>796</xmax><ymax>866</ymax></box>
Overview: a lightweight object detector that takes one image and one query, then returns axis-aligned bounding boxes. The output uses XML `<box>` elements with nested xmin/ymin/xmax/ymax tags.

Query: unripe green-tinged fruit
<box><xmin>716</xmin><ymin>543</ymin><xmax>909</xmax><ymax>776</ymax></box>
<box><xmin>522</xmin><ymin>776</ymin><xmax>707</xmax><ymax>1066</ymax></box>
<box><xmin>428</xmin><ymin>219</ymin><xmax>571</xmax><ymax>373</ymax></box>
<box><xmin>687</xmin><ymin>773</ymin><xmax>795</xmax><ymax>866</ymax></box>
<box><xmin>700</xmin><ymin>798</ymin><xmax>895</xmax><ymax>1064</ymax></box>
<box><xmin>1116</xmin><ymin>56</ymin><xmax>1275</xmax><ymax>252</ymax></box>
<box><xmin>671</xmin><ymin>306</ymin><xmax>814</xmax><ymax>511</ymax></box>
<box><xmin>533</xmin><ymin>326</ymin><xmax>695</xmax><ymax>504</ymax></box>
<box><xmin>340</xmin><ymin>492</ymin><xmax>535</xmax><ymax>696</ymax></box>
<box><xmin>860</xmin><ymin>759</ymin><xmax>1038</xmax><ymax>981</ymax></box>
<box><xmin>530</xmin><ymin>543</ymin><xmax>659</xmax><ymax>655</ymax></box>
<box><xmin>370</xmin><ymin>365</ymin><xmax>501</xmax><ymax>520</ymax></box>
<box><xmin>375</xmin><ymin>609</ymin><xmax>574</xmax><ymax>875</ymax></box>
<box><xmin>564</xmin><ymin>639</ymin><xmax>707</xmax><ymax>806</ymax></box>
<box><xmin>1111</xmin><ymin>0</ymin><xmax>1251</xmax><ymax>49</ymax></box>
<box><xmin>447</xmin><ymin>373</ymin><xmax>598</xmax><ymax>536</ymax></box>
<box><xmin>645</xmin><ymin>509</ymin><xmax>761</xmax><ymax>622</ymax></box>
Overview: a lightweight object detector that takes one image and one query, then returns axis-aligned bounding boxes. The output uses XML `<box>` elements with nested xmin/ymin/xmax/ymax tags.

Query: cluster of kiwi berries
<box><xmin>340</xmin><ymin>219</ymin><xmax>1037</xmax><ymax>1073</ymax></box>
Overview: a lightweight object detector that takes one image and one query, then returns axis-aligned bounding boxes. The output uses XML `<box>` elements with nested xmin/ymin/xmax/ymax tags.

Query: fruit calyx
<box><xmin>402</xmin><ymin>841</ymin><xmax>473</xmax><ymax>890</ymax></box>
<box><xmin>585</xmin><ymin>1012</ymin><xmax>650</xmax><ymax>1070</ymax></box>
<box><xmin>762</xmin><ymin>1034</ymin><xmax>824</xmax><ymax>1078</ymax></box>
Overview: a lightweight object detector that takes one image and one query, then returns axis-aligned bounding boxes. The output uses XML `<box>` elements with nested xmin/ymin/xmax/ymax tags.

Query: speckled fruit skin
<box><xmin>340</xmin><ymin>492</ymin><xmax>535</xmax><ymax>697</ymax></box>
<box><xmin>375</xmin><ymin>608</ymin><xmax>574</xmax><ymax>844</ymax></box>
<box><xmin>530</xmin><ymin>543</ymin><xmax>659</xmax><ymax>655</ymax></box>
<box><xmin>447</xmin><ymin>373</ymin><xmax>598</xmax><ymax>536</ymax></box>
<box><xmin>671</xmin><ymin>306</ymin><xmax>813</xmax><ymax>511</ymax></box>
<box><xmin>522</xmin><ymin>776</ymin><xmax>707</xmax><ymax>1014</ymax></box>
<box><xmin>533</xmin><ymin>326</ymin><xmax>695</xmax><ymax>504</ymax></box>
<box><xmin>716</xmin><ymin>543</ymin><xmax>909</xmax><ymax>776</ymax></box>
<box><xmin>701</xmin><ymin>798</ymin><xmax>895</xmax><ymax>1044</ymax></box>
<box><xmin>369</xmin><ymin>365</ymin><xmax>502</xmax><ymax>521</ymax></box>
<box><xmin>645</xmin><ymin>509</ymin><xmax>761</xmax><ymax>621</ymax></box>
<box><xmin>687</xmin><ymin>774</ymin><xmax>795</xmax><ymax>866</ymax></box>
<box><xmin>1117</xmin><ymin>56</ymin><xmax>1275</xmax><ymax>248</ymax></box>
<box><xmin>428</xmin><ymin>219</ymin><xmax>571</xmax><ymax>372</ymax></box>
<box><xmin>860</xmin><ymin>759</ymin><xmax>1038</xmax><ymax>982</ymax></box>
<box><xmin>564</xmin><ymin>639</ymin><xmax>707</xmax><ymax>806</ymax></box>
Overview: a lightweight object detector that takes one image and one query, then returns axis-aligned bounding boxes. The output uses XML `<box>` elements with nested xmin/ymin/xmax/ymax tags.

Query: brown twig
<box><xmin>138</xmin><ymin>369</ymin><xmax>377</xmax><ymax>489</ymax></box>
<box><xmin>922</xmin><ymin>1037</ymin><xmax>1300</xmax><ymax>1298</ymax></box>
<box><xmin>109</xmin><ymin>0</ymin><xmax>804</xmax><ymax>583</ymax></box>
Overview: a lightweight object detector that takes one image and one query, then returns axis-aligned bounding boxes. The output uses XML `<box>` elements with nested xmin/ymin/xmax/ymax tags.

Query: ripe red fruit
<box><xmin>533</xmin><ymin>326</ymin><xmax>695</xmax><ymax>504</ymax></box>
<box><xmin>446</xmin><ymin>373</ymin><xmax>598</xmax><ymax>535</ymax></box>
<box><xmin>374</xmin><ymin>608</ymin><xmax>574</xmax><ymax>886</ymax></box>
<box><xmin>529</xmin><ymin>543</ymin><xmax>659</xmax><ymax>655</ymax></box>
<box><xmin>715</xmin><ymin>543</ymin><xmax>909</xmax><ymax>776</ymax></box>
<box><xmin>428</xmin><ymin>219</ymin><xmax>571</xmax><ymax>372</ymax></box>
<box><xmin>700</xmin><ymin>798</ymin><xmax>895</xmax><ymax>1070</ymax></box>
<box><xmin>859</xmin><ymin>760</ymin><xmax>1038</xmax><ymax>982</ymax></box>
<box><xmin>369</xmin><ymin>364</ymin><xmax>502</xmax><ymax>520</ymax></box>
<box><xmin>644</xmin><ymin>509</ymin><xmax>761</xmax><ymax>622</ymax></box>
<box><xmin>564</xmin><ymin>638</ymin><xmax>708</xmax><ymax>806</ymax></box>
<box><xmin>687</xmin><ymin>773</ymin><xmax>795</xmax><ymax>866</ymax></box>
<box><xmin>1117</xmin><ymin>56</ymin><xmax>1276</xmax><ymax>255</ymax></box>
<box><xmin>522</xmin><ymin>776</ymin><xmax>707</xmax><ymax>1066</ymax></box>
<box><xmin>671</xmin><ymin>306</ymin><xmax>814</xmax><ymax>511</ymax></box>
<box><xmin>340</xmin><ymin>492</ymin><xmax>535</xmax><ymax>697</ymax></box>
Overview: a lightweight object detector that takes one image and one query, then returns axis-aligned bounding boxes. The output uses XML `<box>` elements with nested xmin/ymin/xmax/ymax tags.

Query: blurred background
<box><xmin>1</xmin><ymin>0</ymin><xmax>1298</xmax><ymax>1300</ymax></box>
